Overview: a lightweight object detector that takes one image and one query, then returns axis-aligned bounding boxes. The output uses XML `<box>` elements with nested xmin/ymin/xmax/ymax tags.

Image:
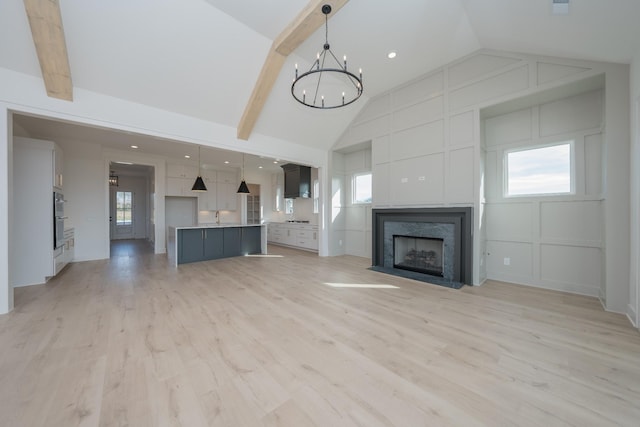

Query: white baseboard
<box><xmin>598</xmin><ymin>288</ymin><xmax>606</xmax><ymax>310</ymax></box>
<box><xmin>627</xmin><ymin>304</ymin><xmax>638</xmax><ymax>328</ymax></box>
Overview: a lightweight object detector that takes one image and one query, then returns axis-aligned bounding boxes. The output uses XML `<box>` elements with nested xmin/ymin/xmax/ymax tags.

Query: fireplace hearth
<box><xmin>371</xmin><ymin>208</ymin><xmax>473</xmax><ymax>288</ymax></box>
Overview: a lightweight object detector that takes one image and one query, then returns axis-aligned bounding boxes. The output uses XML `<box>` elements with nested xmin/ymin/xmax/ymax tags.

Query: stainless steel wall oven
<box><xmin>53</xmin><ymin>192</ymin><xmax>66</xmax><ymax>249</ymax></box>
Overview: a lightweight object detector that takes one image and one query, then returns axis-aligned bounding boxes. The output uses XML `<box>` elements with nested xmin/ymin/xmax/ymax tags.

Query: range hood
<box><xmin>281</xmin><ymin>163</ymin><xmax>311</xmax><ymax>199</ymax></box>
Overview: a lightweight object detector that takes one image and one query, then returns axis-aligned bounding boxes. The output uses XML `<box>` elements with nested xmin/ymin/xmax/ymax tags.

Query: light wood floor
<box><xmin>1</xmin><ymin>240</ymin><xmax>639</xmax><ymax>426</ymax></box>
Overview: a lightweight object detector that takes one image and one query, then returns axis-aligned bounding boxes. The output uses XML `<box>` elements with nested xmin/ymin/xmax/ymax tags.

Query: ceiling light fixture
<box><xmin>552</xmin><ymin>0</ymin><xmax>569</xmax><ymax>15</ymax></box>
<box><xmin>291</xmin><ymin>4</ymin><xmax>363</xmax><ymax>109</ymax></box>
<box><xmin>109</xmin><ymin>171</ymin><xmax>119</xmax><ymax>187</ymax></box>
<box><xmin>387</xmin><ymin>51</ymin><xmax>397</xmax><ymax>59</ymax></box>
<box><xmin>191</xmin><ymin>146</ymin><xmax>207</xmax><ymax>192</ymax></box>
<box><xmin>130</xmin><ymin>145</ymin><xmax>138</xmax><ymax>149</ymax></box>
<box><xmin>184</xmin><ymin>155</ymin><xmax>191</xmax><ymax>159</ymax></box>
<box><xmin>237</xmin><ymin>153</ymin><xmax>250</xmax><ymax>194</ymax></box>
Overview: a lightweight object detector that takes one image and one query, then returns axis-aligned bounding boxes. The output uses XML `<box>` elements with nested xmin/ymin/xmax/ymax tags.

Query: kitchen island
<box><xmin>167</xmin><ymin>224</ymin><xmax>267</xmax><ymax>266</ymax></box>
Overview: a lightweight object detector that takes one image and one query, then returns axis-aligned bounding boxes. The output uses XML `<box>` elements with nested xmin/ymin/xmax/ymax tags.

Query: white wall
<box><xmin>328</xmin><ymin>152</ymin><xmax>346</xmax><ymax>256</ymax></box>
<box><xmin>483</xmin><ymin>90</ymin><xmax>604</xmax><ymax>296</ymax></box>
<box><xmin>629</xmin><ymin>50</ymin><xmax>640</xmax><ymax>327</ymax></box>
<box><xmin>0</xmin><ymin>110</ymin><xmax>11</xmax><ymax>313</ymax></box>
<box><xmin>336</xmin><ymin>148</ymin><xmax>372</xmax><ymax>258</ymax></box>
<box><xmin>57</xmin><ymin>139</ymin><xmax>109</xmax><ymax>261</ymax></box>
<box><xmin>333</xmin><ymin>49</ymin><xmax>631</xmax><ymax>314</ymax></box>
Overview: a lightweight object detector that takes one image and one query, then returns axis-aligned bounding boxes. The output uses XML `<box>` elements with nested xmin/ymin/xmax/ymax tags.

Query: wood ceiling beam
<box><xmin>23</xmin><ymin>0</ymin><xmax>73</xmax><ymax>101</ymax></box>
<box><xmin>237</xmin><ymin>0</ymin><xmax>349</xmax><ymax>141</ymax></box>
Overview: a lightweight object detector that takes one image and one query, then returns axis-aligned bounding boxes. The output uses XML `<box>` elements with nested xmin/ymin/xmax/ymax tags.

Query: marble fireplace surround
<box><xmin>371</xmin><ymin>208</ymin><xmax>473</xmax><ymax>288</ymax></box>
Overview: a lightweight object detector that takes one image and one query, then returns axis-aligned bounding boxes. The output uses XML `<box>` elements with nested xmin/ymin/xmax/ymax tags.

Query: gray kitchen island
<box><xmin>167</xmin><ymin>224</ymin><xmax>267</xmax><ymax>266</ymax></box>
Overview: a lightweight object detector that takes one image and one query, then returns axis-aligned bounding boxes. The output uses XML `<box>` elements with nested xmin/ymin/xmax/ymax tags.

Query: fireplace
<box><xmin>371</xmin><ymin>208</ymin><xmax>473</xmax><ymax>288</ymax></box>
<box><xmin>394</xmin><ymin>235</ymin><xmax>444</xmax><ymax>276</ymax></box>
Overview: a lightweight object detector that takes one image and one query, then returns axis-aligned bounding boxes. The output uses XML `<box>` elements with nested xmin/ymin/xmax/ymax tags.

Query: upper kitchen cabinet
<box><xmin>166</xmin><ymin>162</ymin><xmax>198</xmax><ymax>197</ymax></box>
<box><xmin>53</xmin><ymin>144</ymin><xmax>63</xmax><ymax>189</ymax></box>
<box><xmin>191</xmin><ymin>170</ymin><xmax>238</xmax><ymax>211</ymax></box>
<box><xmin>197</xmin><ymin>170</ymin><xmax>218</xmax><ymax>211</ymax></box>
<box><xmin>167</xmin><ymin>163</ymin><xmax>197</xmax><ymax>179</ymax></box>
<box><xmin>281</xmin><ymin>163</ymin><xmax>311</xmax><ymax>199</ymax></box>
<box><xmin>216</xmin><ymin>171</ymin><xmax>237</xmax><ymax>211</ymax></box>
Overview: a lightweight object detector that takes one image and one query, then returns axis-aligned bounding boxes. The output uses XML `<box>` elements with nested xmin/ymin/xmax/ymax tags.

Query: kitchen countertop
<box><xmin>172</xmin><ymin>223</ymin><xmax>264</xmax><ymax>230</ymax></box>
<box><xmin>268</xmin><ymin>222</ymin><xmax>318</xmax><ymax>227</ymax></box>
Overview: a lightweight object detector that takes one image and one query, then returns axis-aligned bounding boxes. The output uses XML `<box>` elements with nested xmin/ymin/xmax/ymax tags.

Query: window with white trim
<box><xmin>505</xmin><ymin>141</ymin><xmax>573</xmax><ymax>197</ymax></box>
<box><xmin>352</xmin><ymin>172</ymin><xmax>372</xmax><ymax>204</ymax></box>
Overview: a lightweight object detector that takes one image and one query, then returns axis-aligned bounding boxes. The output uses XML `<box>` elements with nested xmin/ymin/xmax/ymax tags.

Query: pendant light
<box><xmin>191</xmin><ymin>146</ymin><xmax>207</xmax><ymax>192</ymax></box>
<box><xmin>237</xmin><ymin>153</ymin><xmax>250</xmax><ymax>194</ymax></box>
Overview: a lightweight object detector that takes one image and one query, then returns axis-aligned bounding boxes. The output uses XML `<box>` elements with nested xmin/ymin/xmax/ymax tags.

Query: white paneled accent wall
<box><xmin>330</xmin><ymin>148</ymin><xmax>372</xmax><ymax>259</ymax></box>
<box><xmin>334</xmin><ymin>49</ymin><xmax>630</xmax><ymax>304</ymax></box>
<box><xmin>483</xmin><ymin>89</ymin><xmax>604</xmax><ymax>296</ymax></box>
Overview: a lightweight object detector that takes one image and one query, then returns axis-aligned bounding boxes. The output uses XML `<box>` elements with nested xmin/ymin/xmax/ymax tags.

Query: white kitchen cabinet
<box><xmin>12</xmin><ymin>137</ymin><xmax>63</xmax><ymax>286</ymax></box>
<box><xmin>267</xmin><ymin>223</ymin><xmax>318</xmax><ymax>252</ymax></box>
<box><xmin>167</xmin><ymin>163</ymin><xmax>198</xmax><ymax>178</ymax></box>
<box><xmin>63</xmin><ymin>228</ymin><xmax>75</xmax><ymax>264</ymax></box>
<box><xmin>217</xmin><ymin>182</ymin><xmax>237</xmax><ymax>211</ymax></box>
<box><xmin>54</xmin><ymin>228</ymin><xmax>74</xmax><ymax>275</ymax></box>
<box><xmin>171</xmin><ymin>169</ymin><xmax>236</xmax><ymax>211</ymax></box>
<box><xmin>296</xmin><ymin>227</ymin><xmax>318</xmax><ymax>250</ymax></box>
<box><xmin>216</xmin><ymin>171</ymin><xmax>236</xmax><ymax>184</ymax></box>
<box><xmin>166</xmin><ymin>162</ymin><xmax>200</xmax><ymax>196</ymax></box>
<box><xmin>198</xmin><ymin>185</ymin><xmax>218</xmax><ymax>211</ymax></box>
<box><xmin>196</xmin><ymin>170</ymin><xmax>217</xmax><ymax>211</ymax></box>
<box><xmin>213</xmin><ymin>171</ymin><xmax>237</xmax><ymax>211</ymax></box>
<box><xmin>166</xmin><ymin>177</ymin><xmax>195</xmax><ymax>196</ymax></box>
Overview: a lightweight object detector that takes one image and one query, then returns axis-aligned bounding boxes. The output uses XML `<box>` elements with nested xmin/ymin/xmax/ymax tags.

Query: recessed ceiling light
<box><xmin>224</xmin><ymin>161</ymin><xmax>229</xmax><ymax>164</ymax></box>
<box><xmin>552</xmin><ymin>0</ymin><xmax>569</xmax><ymax>14</ymax></box>
<box><xmin>130</xmin><ymin>145</ymin><xmax>138</xmax><ymax>149</ymax></box>
<box><xmin>273</xmin><ymin>161</ymin><xmax>278</xmax><ymax>164</ymax></box>
<box><xmin>387</xmin><ymin>51</ymin><xmax>397</xmax><ymax>59</ymax></box>
<box><xmin>184</xmin><ymin>155</ymin><xmax>190</xmax><ymax>159</ymax></box>
<box><xmin>259</xmin><ymin>166</ymin><xmax>263</xmax><ymax>169</ymax></box>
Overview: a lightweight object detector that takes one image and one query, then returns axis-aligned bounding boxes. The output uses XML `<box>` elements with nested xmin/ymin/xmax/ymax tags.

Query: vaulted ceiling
<box><xmin>1</xmin><ymin>0</ymin><xmax>640</xmax><ymax>156</ymax></box>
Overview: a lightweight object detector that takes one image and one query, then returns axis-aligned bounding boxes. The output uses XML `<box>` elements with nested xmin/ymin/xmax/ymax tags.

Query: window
<box><xmin>116</xmin><ymin>191</ymin><xmax>133</xmax><ymax>225</ymax></box>
<box><xmin>352</xmin><ymin>172</ymin><xmax>372</xmax><ymax>204</ymax></box>
<box><xmin>285</xmin><ymin>198</ymin><xmax>294</xmax><ymax>214</ymax></box>
<box><xmin>505</xmin><ymin>142</ymin><xmax>573</xmax><ymax>197</ymax></box>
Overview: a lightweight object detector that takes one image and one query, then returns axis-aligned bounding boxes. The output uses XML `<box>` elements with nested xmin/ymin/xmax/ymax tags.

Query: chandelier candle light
<box><xmin>291</xmin><ymin>4</ymin><xmax>363</xmax><ymax>109</ymax></box>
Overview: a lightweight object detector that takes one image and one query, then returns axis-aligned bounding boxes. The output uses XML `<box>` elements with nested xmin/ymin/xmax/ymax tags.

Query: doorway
<box><xmin>111</xmin><ymin>190</ymin><xmax>134</xmax><ymax>239</ymax></box>
<box><xmin>108</xmin><ymin>163</ymin><xmax>154</xmax><ymax>243</ymax></box>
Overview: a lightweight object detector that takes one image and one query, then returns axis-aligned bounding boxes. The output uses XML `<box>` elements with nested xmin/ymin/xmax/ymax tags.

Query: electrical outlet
<box><xmin>504</xmin><ymin>257</ymin><xmax>510</xmax><ymax>266</ymax></box>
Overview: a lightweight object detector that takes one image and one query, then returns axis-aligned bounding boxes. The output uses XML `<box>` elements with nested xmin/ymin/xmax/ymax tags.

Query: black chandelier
<box><xmin>291</xmin><ymin>4</ymin><xmax>363</xmax><ymax>109</ymax></box>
